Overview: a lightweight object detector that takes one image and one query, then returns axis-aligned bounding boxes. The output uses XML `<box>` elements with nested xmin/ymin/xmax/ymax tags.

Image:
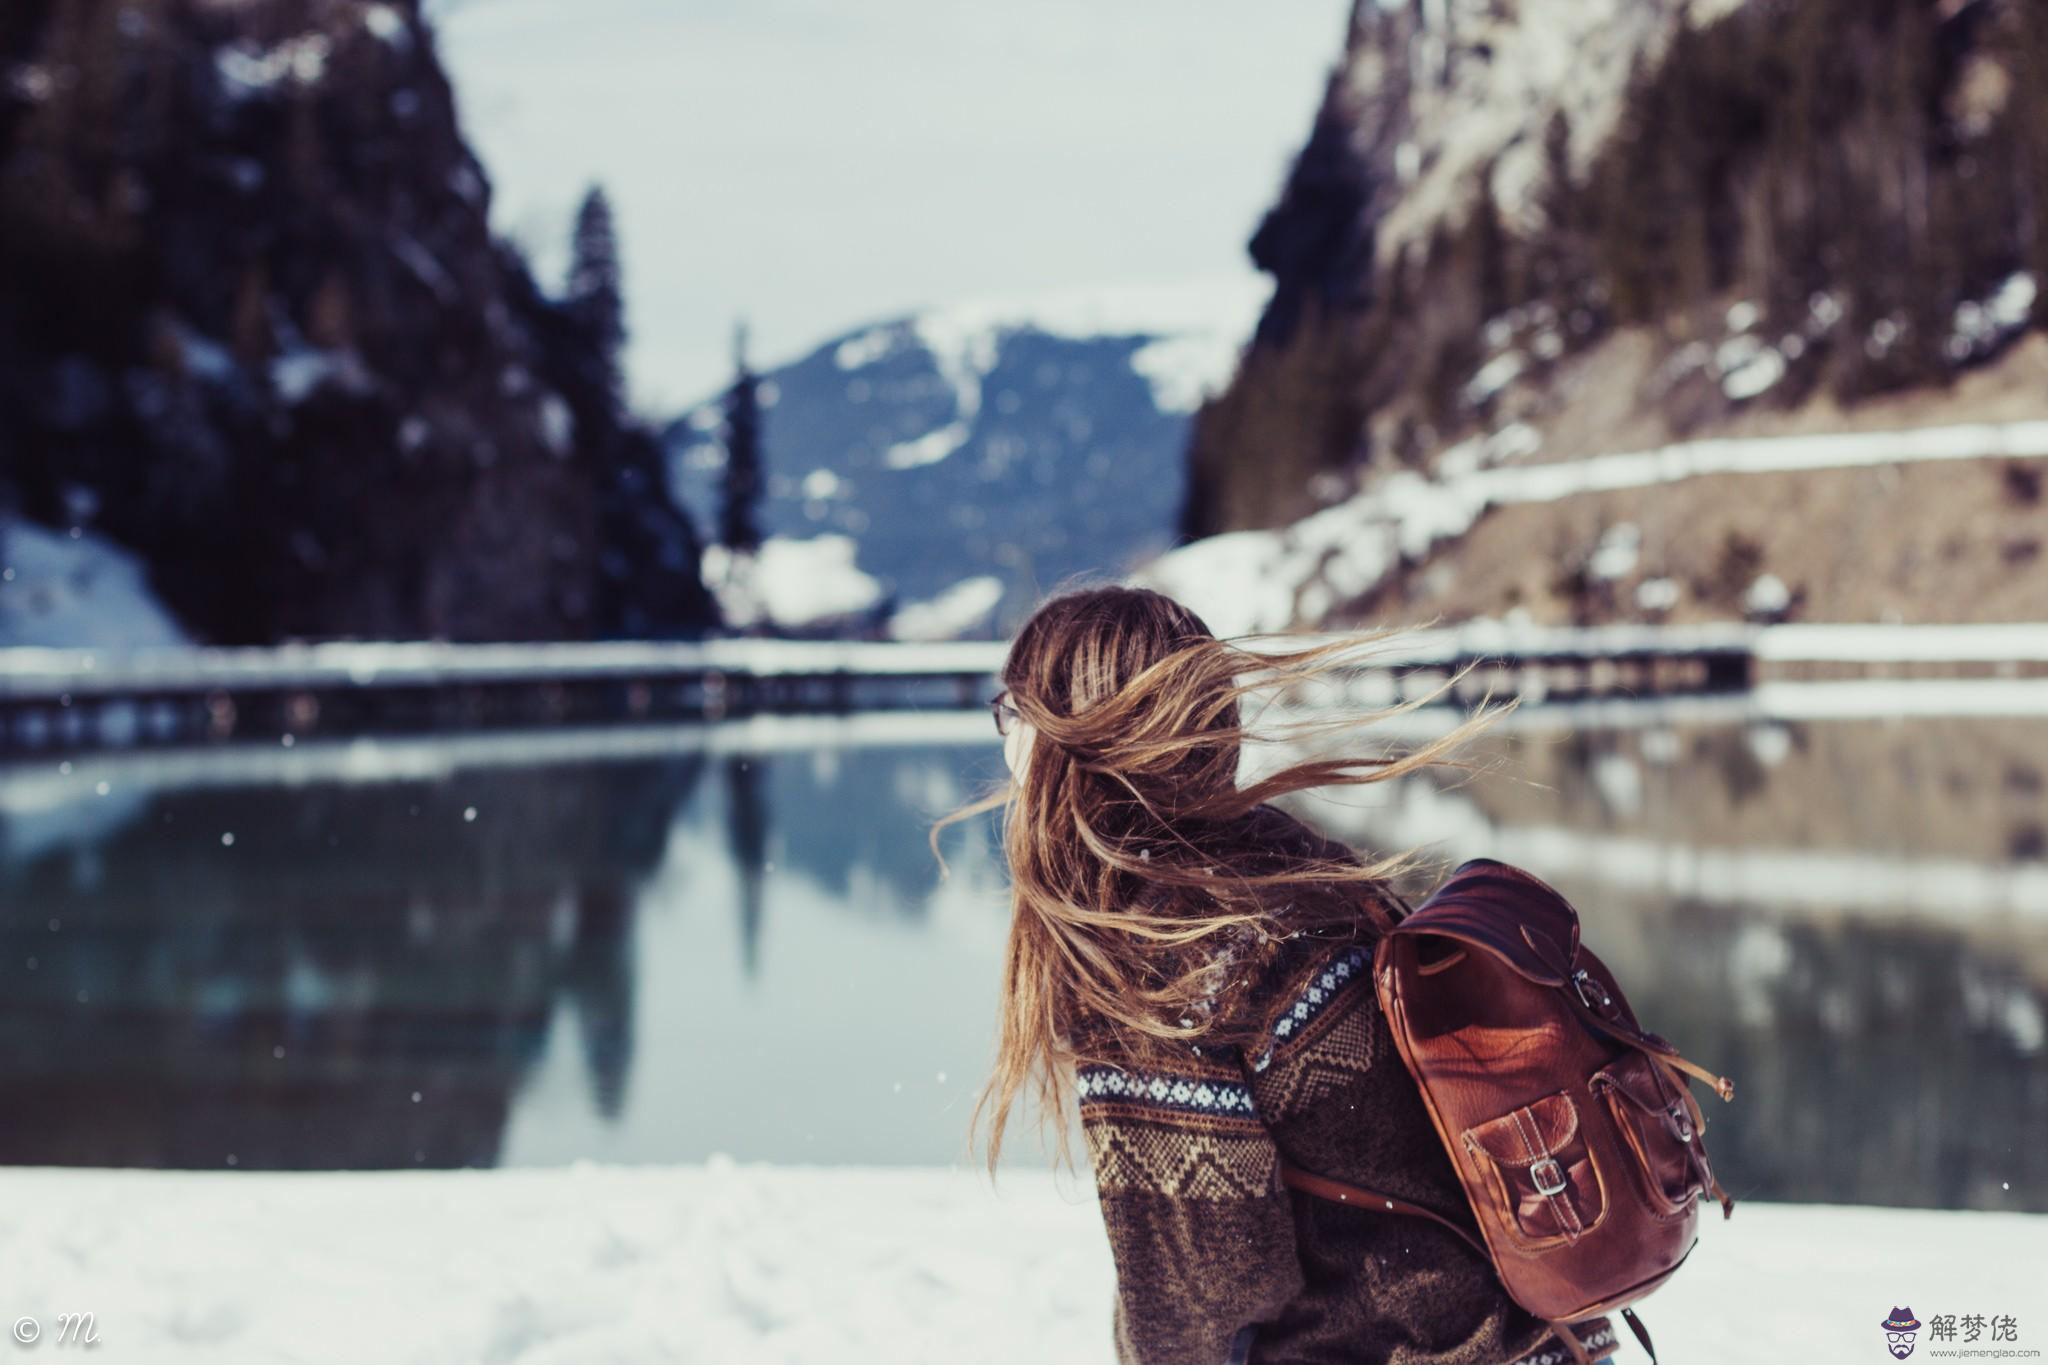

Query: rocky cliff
<box><xmin>0</xmin><ymin>0</ymin><xmax>714</xmax><ymax>643</ymax></box>
<box><xmin>1178</xmin><ymin>0</ymin><xmax>2048</xmax><ymax>630</ymax></box>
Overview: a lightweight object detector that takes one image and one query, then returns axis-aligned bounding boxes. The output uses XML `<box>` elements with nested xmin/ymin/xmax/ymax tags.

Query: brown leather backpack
<box><xmin>1277</xmin><ymin>859</ymin><xmax>1735</xmax><ymax>1365</ymax></box>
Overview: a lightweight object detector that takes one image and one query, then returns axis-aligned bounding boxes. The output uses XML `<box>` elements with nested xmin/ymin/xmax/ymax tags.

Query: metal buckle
<box><xmin>1572</xmin><ymin>968</ymin><xmax>1613</xmax><ymax>1013</ymax></box>
<box><xmin>1665</xmin><ymin>1103</ymin><xmax>1695</xmax><ymax>1143</ymax></box>
<box><xmin>1529</xmin><ymin>1156</ymin><xmax>1568</xmax><ymax>1196</ymax></box>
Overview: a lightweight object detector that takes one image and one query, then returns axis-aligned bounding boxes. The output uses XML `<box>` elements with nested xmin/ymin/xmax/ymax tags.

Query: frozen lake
<box><xmin>0</xmin><ymin>700</ymin><xmax>2041</xmax><ymax>1213</ymax></box>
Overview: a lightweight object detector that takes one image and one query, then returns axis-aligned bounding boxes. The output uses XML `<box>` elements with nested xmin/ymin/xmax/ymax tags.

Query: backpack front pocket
<box><xmin>1461</xmin><ymin>1092</ymin><xmax>1606</xmax><ymax>1247</ymax></box>
<box><xmin>1591</xmin><ymin>1051</ymin><xmax>1707</xmax><ymax>1218</ymax></box>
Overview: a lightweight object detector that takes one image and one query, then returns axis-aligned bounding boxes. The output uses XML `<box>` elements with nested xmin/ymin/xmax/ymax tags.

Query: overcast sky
<box><xmin>435</xmin><ymin>0</ymin><xmax>1349</xmax><ymax>412</ymax></box>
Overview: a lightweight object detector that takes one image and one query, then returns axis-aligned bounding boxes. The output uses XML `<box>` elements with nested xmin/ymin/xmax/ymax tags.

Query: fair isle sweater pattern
<box><xmin>1076</xmin><ymin>1047</ymin><xmax>1275</xmax><ymax>1200</ymax></box>
<box><xmin>1074</xmin><ymin>942</ymin><xmax>1375</xmax><ymax>1204</ymax></box>
<box><xmin>1074</xmin><ymin>1066</ymin><xmax>1259</xmax><ymax>1121</ymax></box>
<box><xmin>1250</xmin><ymin>942</ymin><xmax>1371</xmax><ymax>1073</ymax></box>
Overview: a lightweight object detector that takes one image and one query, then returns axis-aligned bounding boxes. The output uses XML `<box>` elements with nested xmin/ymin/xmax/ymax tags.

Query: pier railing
<box><xmin>2</xmin><ymin>623</ymin><xmax>2043</xmax><ymax>751</ymax></box>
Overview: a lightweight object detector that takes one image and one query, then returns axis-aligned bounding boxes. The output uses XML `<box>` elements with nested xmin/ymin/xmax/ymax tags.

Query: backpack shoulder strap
<box><xmin>1274</xmin><ymin>1161</ymin><xmax>1487</xmax><ymax>1259</ymax></box>
<box><xmin>1272</xmin><ymin>1161</ymin><xmax>1622</xmax><ymax>1365</ymax></box>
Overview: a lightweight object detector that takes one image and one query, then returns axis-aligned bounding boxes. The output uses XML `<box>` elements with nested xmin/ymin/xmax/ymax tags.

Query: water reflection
<box><xmin>0</xmin><ymin>707</ymin><xmax>2041</xmax><ymax>1212</ymax></box>
<box><xmin>0</xmin><ymin>751</ymin><xmax>705</xmax><ymax>1168</ymax></box>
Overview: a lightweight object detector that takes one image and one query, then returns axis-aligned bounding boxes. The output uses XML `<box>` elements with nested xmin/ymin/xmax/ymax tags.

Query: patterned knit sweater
<box><xmin>1073</xmin><ymin>811</ymin><xmax>1613</xmax><ymax>1365</ymax></box>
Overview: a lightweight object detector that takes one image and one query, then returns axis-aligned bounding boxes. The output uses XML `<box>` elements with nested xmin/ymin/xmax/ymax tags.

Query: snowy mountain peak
<box><xmin>664</xmin><ymin>278</ymin><xmax>1265</xmax><ymax>636</ymax></box>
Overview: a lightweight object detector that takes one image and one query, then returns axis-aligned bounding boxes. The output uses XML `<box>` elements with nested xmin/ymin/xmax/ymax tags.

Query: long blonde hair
<box><xmin>932</xmin><ymin>586</ymin><xmax>1506</xmax><ymax>1173</ymax></box>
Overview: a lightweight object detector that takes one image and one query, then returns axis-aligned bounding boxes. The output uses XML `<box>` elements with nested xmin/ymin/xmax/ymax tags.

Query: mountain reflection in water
<box><xmin>0</xmin><ymin>709</ymin><xmax>2040</xmax><ymax>1213</ymax></box>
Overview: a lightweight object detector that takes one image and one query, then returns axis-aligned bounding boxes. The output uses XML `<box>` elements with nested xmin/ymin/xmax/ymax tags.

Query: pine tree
<box><xmin>565</xmin><ymin>184</ymin><xmax>625</xmax><ymax>405</ymax></box>
<box><xmin>720</xmin><ymin>322</ymin><xmax>763</xmax><ymax>555</ymax></box>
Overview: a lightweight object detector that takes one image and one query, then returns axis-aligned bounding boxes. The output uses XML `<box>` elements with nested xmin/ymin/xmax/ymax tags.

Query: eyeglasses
<box><xmin>990</xmin><ymin>690</ymin><xmax>1022</xmax><ymax>738</ymax></box>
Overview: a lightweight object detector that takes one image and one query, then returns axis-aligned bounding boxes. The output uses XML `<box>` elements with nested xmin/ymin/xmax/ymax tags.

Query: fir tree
<box><xmin>720</xmin><ymin>322</ymin><xmax>763</xmax><ymax>555</ymax></box>
<box><xmin>565</xmin><ymin>184</ymin><xmax>625</xmax><ymax>405</ymax></box>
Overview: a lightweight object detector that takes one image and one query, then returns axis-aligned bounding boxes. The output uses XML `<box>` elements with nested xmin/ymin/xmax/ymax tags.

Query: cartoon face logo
<box><xmin>1881</xmin><ymin>1307</ymin><xmax>1922</xmax><ymax>1359</ymax></box>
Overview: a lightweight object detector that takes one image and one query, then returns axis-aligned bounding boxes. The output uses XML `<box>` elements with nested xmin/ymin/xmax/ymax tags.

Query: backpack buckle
<box><xmin>1529</xmin><ymin>1156</ymin><xmax>1568</xmax><ymax>1196</ymax></box>
<box><xmin>1665</xmin><ymin>1102</ymin><xmax>1695</xmax><ymax>1143</ymax></box>
<box><xmin>1572</xmin><ymin>968</ymin><xmax>1614</xmax><ymax>1014</ymax></box>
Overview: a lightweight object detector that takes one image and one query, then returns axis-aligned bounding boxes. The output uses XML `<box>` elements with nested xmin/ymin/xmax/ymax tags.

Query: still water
<box><xmin>1</xmin><ymin>703</ymin><xmax>2042</xmax><ymax>1212</ymax></box>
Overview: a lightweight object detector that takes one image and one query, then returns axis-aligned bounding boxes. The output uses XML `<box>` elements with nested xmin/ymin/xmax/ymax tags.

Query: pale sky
<box><xmin>434</xmin><ymin>0</ymin><xmax>1349</xmax><ymax>412</ymax></box>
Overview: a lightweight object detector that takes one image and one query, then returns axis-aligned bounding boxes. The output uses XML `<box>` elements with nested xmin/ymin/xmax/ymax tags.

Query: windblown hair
<box><xmin>932</xmin><ymin>585</ymin><xmax>1510</xmax><ymax>1173</ymax></box>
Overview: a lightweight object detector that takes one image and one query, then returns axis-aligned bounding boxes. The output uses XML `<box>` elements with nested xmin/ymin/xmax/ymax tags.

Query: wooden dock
<box><xmin>1</xmin><ymin>623</ymin><xmax>2044</xmax><ymax>752</ymax></box>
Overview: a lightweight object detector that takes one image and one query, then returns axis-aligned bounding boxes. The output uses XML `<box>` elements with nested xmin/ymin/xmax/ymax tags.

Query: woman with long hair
<box><xmin>936</xmin><ymin>586</ymin><xmax>1616</xmax><ymax>1365</ymax></box>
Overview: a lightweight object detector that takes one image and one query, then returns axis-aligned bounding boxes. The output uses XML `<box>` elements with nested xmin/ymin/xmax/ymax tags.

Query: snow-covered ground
<box><xmin>1142</xmin><ymin>419</ymin><xmax>2048</xmax><ymax>635</ymax></box>
<box><xmin>0</xmin><ymin>1163</ymin><xmax>2035</xmax><ymax>1363</ymax></box>
<box><xmin>0</xmin><ymin>516</ymin><xmax>187</xmax><ymax>649</ymax></box>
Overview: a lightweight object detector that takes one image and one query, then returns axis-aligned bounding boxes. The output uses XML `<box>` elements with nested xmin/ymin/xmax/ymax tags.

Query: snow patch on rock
<box><xmin>883</xmin><ymin>420</ymin><xmax>973</xmax><ymax>471</ymax></box>
<box><xmin>216</xmin><ymin>34</ymin><xmax>331</xmax><ymax>97</ymax></box>
<box><xmin>1948</xmin><ymin>271</ymin><xmax>2038</xmax><ymax>364</ymax></box>
<box><xmin>888</xmin><ymin>576</ymin><xmax>1005</xmax><ymax>642</ymax></box>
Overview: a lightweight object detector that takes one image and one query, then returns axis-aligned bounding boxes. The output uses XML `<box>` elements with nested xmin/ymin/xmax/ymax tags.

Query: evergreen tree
<box><xmin>565</xmin><ymin>184</ymin><xmax>625</xmax><ymax>405</ymax></box>
<box><xmin>720</xmin><ymin>322</ymin><xmax>763</xmax><ymax>555</ymax></box>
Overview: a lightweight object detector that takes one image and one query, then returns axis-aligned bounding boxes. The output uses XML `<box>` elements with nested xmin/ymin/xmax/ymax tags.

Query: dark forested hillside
<box><xmin>1186</xmin><ymin>0</ymin><xmax>2048</xmax><ymax>539</ymax></box>
<box><xmin>0</xmin><ymin>0</ymin><xmax>713</xmax><ymax>643</ymax></box>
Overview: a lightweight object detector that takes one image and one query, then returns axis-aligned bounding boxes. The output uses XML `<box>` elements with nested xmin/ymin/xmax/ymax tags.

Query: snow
<box><xmin>170</xmin><ymin>324</ymin><xmax>238</xmax><ymax>384</ymax></box>
<box><xmin>1716</xmin><ymin>335</ymin><xmax>1786</xmax><ymax>401</ymax></box>
<box><xmin>833</xmin><ymin>327</ymin><xmax>901</xmax><ymax>371</ymax></box>
<box><xmin>1129</xmin><ymin>330</ymin><xmax>1245</xmax><ymax>414</ymax></box>
<box><xmin>0</xmin><ymin>517</ymin><xmax>187</xmax><ymax>649</ymax></box>
<box><xmin>888</xmin><ymin>576</ymin><xmax>1005</xmax><ymax>642</ymax></box>
<box><xmin>799</xmin><ymin>469</ymin><xmax>845</xmax><ymax>501</ymax></box>
<box><xmin>891</xmin><ymin>275</ymin><xmax>1269</xmax><ymax>433</ymax></box>
<box><xmin>701</xmin><ymin>536</ymin><xmax>885</xmax><ymax>630</ymax></box>
<box><xmin>1138</xmin><ymin>530</ymin><xmax>1305</xmax><ymax>640</ymax></box>
<box><xmin>1463</xmin><ymin>351</ymin><xmax>1525</xmax><ymax>406</ymax></box>
<box><xmin>0</xmin><ymin>1163</ymin><xmax>2035</xmax><ymax>1364</ymax></box>
<box><xmin>1743</xmin><ymin>572</ymin><xmax>1792</xmax><ymax>618</ymax></box>
<box><xmin>537</xmin><ymin>393</ymin><xmax>575</xmax><ymax>456</ymax></box>
<box><xmin>270</xmin><ymin>348</ymin><xmax>339</xmax><ymax>404</ymax></box>
<box><xmin>1142</xmin><ymin>419</ymin><xmax>2048</xmax><ymax>633</ymax></box>
<box><xmin>883</xmin><ymin>419</ymin><xmax>973</xmax><ymax>470</ymax></box>
<box><xmin>1752</xmin><ymin>622</ymin><xmax>2048</xmax><ymax>663</ymax></box>
<box><xmin>215</xmin><ymin>34</ymin><xmax>330</xmax><ymax>96</ymax></box>
<box><xmin>1635</xmin><ymin>576</ymin><xmax>1680</xmax><ymax>612</ymax></box>
<box><xmin>361</xmin><ymin>3</ymin><xmax>408</xmax><ymax>45</ymax></box>
<box><xmin>1948</xmin><ymin>271</ymin><xmax>2038</xmax><ymax>363</ymax></box>
<box><xmin>1586</xmin><ymin>523</ymin><xmax>1640</xmax><ymax>581</ymax></box>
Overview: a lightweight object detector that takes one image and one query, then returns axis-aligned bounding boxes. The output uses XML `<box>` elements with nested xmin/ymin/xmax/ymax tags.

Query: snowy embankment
<box><xmin>1142</xmin><ymin>419</ymin><xmax>2048</xmax><ymax>636</ymax></box>
<box><xmin>0</xmin><ymin>516</ymin><xmax>187</xmax><ymax>649</ymax></box>
<box><xmin>0</xmin><ymin>1165</ymin><xmax>2038</xmax><ymax>1364</ymax></box>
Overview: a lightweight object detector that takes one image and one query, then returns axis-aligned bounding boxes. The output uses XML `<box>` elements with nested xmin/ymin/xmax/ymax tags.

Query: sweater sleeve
<box><xmin>1076</xmin><ymin>1051</ymin><xmax>1305</xmax><ymax>1364</ymax></box>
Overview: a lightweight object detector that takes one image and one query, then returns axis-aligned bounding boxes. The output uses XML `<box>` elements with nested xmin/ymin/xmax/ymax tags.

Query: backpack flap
<box><xmin>1383</xmin><ymin>858</ymin><xmax>1581</xmax><ymax>986</ymax></box>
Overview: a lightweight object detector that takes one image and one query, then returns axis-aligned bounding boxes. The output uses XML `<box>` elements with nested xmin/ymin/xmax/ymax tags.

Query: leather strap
<box><xmin>1621</xmin><ymin>1307</ymin><xmax>1658</xmax><ymax>1364</ymax></box>
<box><xmin>1274</xmin><ymin>1161</ymin><xmax>1490</xmax><ymax>1261</ymax></box>
<box><xmin>1277</xmin><ymin>1161</ymin><xmax>1609</xmax><ymax>1365</ymax></box>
